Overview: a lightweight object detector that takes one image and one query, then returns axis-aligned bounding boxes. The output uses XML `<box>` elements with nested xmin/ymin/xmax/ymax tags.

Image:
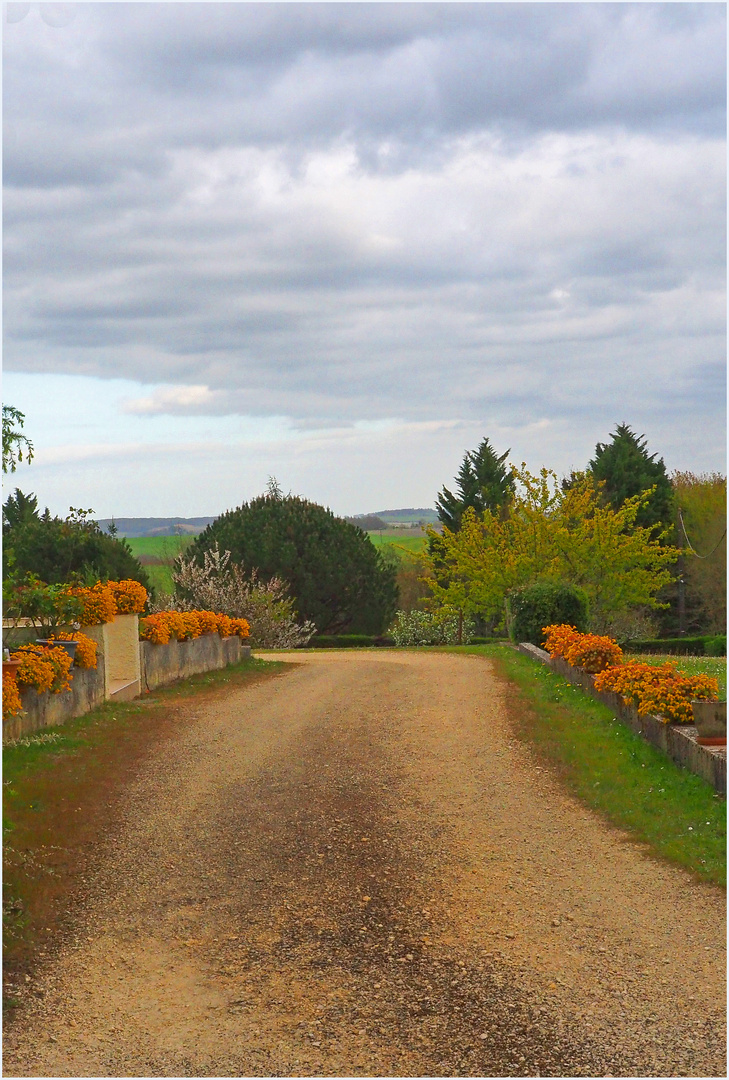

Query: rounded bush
<box><xmin>508</xmin><ymin>582</ymin><xmax>588</xmax><ymax>647</ymax></box>
<box><xmin>187</xmin><ymin>494</ymin><xmax>398</xmax><ymax>636</ymax></box>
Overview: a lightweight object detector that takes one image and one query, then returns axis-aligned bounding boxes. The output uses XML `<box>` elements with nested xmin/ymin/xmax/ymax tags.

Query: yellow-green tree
<box><xmin>673</xmin><ymin>472</ymin><xmax>726</xmax><ymax>634</ymax></box>
<box><xmin>423</xmin><ymin>466</ymin><xmax>678</xmax><ymax>634</ymax></box>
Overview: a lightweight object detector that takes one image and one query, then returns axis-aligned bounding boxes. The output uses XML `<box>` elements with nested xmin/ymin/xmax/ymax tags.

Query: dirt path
<box><xmin>3</xmin><ymin>651</ymin><xmax>725</xmax><ymax>1078</ymax></box>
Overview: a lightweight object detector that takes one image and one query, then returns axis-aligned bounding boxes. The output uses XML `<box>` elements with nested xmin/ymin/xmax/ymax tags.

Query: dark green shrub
<box><xmin>187</xmin><ymin>493</ymin><xmax>398</xmax><ymax>635</ymax></box>
<box><xmin>624</xmin><ymin>637</ymin><xmax>707</xmax><ymax>656</ymax></box>
<box><xmin>3</xmin><ymin>491</ymin><xmax>149</xmax><ymax>591</ymax></box>
<box><xmin>507</xmin><ymin>582</ymin><xmax>588</xmax><ymax>647</ymax></box>
<box><xmin>302</xmin><ymin>634</ymin><xmax>395</xmax><ymax>648</ymax></box>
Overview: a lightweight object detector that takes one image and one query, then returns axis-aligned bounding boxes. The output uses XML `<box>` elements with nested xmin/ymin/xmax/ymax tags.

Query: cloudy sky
<box><xmin>3</xmin><ymin>2</ymin><xmax>726</xmax><ymax>519</ymax></box>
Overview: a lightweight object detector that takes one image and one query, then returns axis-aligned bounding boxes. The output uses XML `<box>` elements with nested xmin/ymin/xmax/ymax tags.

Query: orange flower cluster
<box><xmin>3</xmin><ymin>677</ymin><xmax>23</xmax><ymax>720</ymax></box>
<box><xmin>542</xmin><ymin>625</ymin><xmax>623</xmax><ymax>673</ymax></box>
<box><xmin>594</xmin><ymin>662</ymin><xmax>719</xmax><ymax>724</ymax></box>
<box><xmin>542</xmin><ymin>624</ymin><xmax>581</xmax><ymax>658</ymax></box>
<box><xmin>11</xmin><ymin>643</ymin><xmax>74</xmax><ymax>695</ymax></box>
<box><xmin>49</xmin><ymin>631</ymin><xmax>98</xmax><ymax>670</ymax></box>
<box><xmin>65</xmin><ymin>582</ymin><xmax>117</xmax><ymax>626</ymax></box>
<box><xmin>109</xmin><ymin>579</ymin><xmax>148</xmax><ymax>614</ymax></box>
<box><xmin>138</xmin><ymin>610</ymin><xmax>250</xmax><ymax>645</ymax></box>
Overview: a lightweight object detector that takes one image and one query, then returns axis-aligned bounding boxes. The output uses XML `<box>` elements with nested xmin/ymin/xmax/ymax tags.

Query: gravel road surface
<box><xmin>3</xmin><ymin>650</ymin><xmax>725</xmax><ymax>1077</ymax></box>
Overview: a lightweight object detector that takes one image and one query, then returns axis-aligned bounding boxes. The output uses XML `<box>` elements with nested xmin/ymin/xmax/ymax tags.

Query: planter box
<box><xmin>4</xmin><ymin>656</ymin><xmax>106</xmax><ymax>743</ymax></box>
<box><xmin>517</xmin><ymin>643</ymin><xmax>726</xmax><ymax>796</ymax></box>
<box><xmin>141</xmin><ymin>634</ymin><xmax>248</xmax><ymax>692</ymax></box>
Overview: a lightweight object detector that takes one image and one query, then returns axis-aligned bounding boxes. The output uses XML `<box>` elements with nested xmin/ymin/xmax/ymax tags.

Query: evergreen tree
<box><xmin>590</xmin><ymin>424</ymin><xmax>674</xmax><ymax>537</ymax></box>
<box><xmin>2</xmin><ymin>488</ymin><xmax>39</xmax><ymax>529</ymax></box>
<box><xmin>2</xmin><ymin>493</ymin><xmax>149</xmax><ymax>589</ymax></box>
<box><xmin>186</xmin><ymin>492</ymin><xmax>398</xmax><ymax>635</ymax></box>
<box><xmin>436</xmin><ymin>438</ymin><xmax>514</xmax><ymax>531</ymax></box>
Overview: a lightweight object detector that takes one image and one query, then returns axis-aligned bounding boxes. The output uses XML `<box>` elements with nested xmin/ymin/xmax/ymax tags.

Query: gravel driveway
<box><xmin>3</xmin><ymin>650</ymin><xmax>725</xmax><ymax>1077</ymax></box>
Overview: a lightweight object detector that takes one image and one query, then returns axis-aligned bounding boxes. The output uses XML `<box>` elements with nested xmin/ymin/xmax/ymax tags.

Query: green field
<box><xmin>126</xmin><ymin>535</ymin><xmax>195</xmax><ymax>560</ymax></box>
<box><xmin>126</xmin><ymin>535</ymin><xmax>196</xmax><ymax>596</ymax></box>
<box><xmin>126</xmin><ymin>531</ymin><xmax>428</xmax><ymax>567</ymax></box>
<box><xmin>367</xmin><ymin>531</ymin><xmax>427</xmax><ymax>554</ymax></box>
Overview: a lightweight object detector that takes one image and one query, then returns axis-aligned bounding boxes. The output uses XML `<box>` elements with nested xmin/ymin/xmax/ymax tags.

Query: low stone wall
<box><xmin>3</xmin><ymin>634</ymin><xmax>252</xmax><ymax>742</ymax></box>
<box><xmin>141</xmin><ymin>634</ymin><xmax>250</xmax><ymax>692</ymax></box>
<box><xmin>517</xmin><ymin>644</ymin><xmax>726</xmax><ymax>795</ymax></box>
<box><xmin>4</xmin><ymin>655</ymin><xmax>107</xmax><ymax>742</ymax></box>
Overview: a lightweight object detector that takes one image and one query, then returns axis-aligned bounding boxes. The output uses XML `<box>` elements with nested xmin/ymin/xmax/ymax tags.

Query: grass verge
<box><xmin>3</xmin><ymin>656</ymin><xmax>286</xmax><ymax>1003</ymax></box>
<box><xmin>444</xmin><ymin>644</ymin><xmax>726</xmax><ymax>887</ymax></box>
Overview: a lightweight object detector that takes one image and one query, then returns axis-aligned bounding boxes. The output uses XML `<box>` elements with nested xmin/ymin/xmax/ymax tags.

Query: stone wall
<box><xmin>517</xmin><ymin>643</ymin><xmax>726</xmax><ymax>796</ymax></box>
<box><xmin>4</xmin><ymin>628</ymin><xmax>251</xmax><ymax>742</ymax></box>
<box><xmin>4</xmin><ymin>655</ymin><xmax>106</xmax><ymax>742</ymax></box>
<box><xmin>141</xmin><ymin>634</ymin><xmax>249</xmax><ymax>692</ymax></box>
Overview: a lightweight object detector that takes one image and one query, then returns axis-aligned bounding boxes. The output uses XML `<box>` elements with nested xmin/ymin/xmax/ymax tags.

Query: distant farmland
<box><xmin>129</xmin><ymin>529</ymin><xmax>427</xmax><ymax>596</ymax></box>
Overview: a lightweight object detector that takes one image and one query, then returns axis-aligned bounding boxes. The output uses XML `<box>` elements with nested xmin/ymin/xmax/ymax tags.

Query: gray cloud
<box><xmin>3</xmin><ymin>2</ymin><xmax>726</xmax><ymax>466</ymax></box>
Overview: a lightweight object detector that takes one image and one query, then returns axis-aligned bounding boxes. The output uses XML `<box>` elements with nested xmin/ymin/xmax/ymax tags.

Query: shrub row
<box><xmin>138</xmin><ymin>610</ymin><xmax>250</xmax><ymax>645</ymax></box>
<box><xmin>543</xmin><ymin>624</ymin><xmax>720</xmax><ymax>724</ymax></box>
<box><xmin>302</xmin><ymin>635</ymin><xmax>395</xmax><ymax>648</ymax></box>
<box><xmin>625</xmin><ymin>635</ymin><xmax>727</xmax><ymax>657</ymax></box>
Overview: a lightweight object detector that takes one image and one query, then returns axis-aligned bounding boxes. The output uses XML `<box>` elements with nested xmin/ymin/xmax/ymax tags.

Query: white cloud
<box><xmin>122</xmin><ymin>384</ymin><xmax>221</xmax><ymax>415</ymax></box>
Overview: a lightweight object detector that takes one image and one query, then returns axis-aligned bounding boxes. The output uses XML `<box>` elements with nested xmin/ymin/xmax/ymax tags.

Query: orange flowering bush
<box><xmin>594</xmin><ymin>662</ymin><xmax>719</xmax><ymax>724</ymax></box>
<box><xmin>563</xmin><ymin>633</ymin><xmax>623</xmax><ymax>674</ymax></box>
<box><xmin>196</xmin><ymin>610</ymin><xmax>221</xmax><ymax>635</ymax></box>
<box><xmin>109</xmin><ymin>579</ymin><xmax>147</xmax><ymax>614</ymax></box>
<box><xmin>138</xmin><ymin>613</ymin><xmax>172</xmax><ymax>644</ymax></box>
<box><xmin>3</xmin><ymin>677</ymin><xmax>23</xmax><ymax>720</ymax></box>
<box><xmin>138</xmin><ymin>610</ymin><xmax>248</xmax><ymax>644</ymax></box>
<box><xmin>542</xmin><ymin>624</ymin><xmax>582</xmax><ymax>659</ymax></box>
<box><xmin>49</xmin><ymin>631</ymin><xmax>98</xmax><ymax>670</ymax></box>
<box><xmin>65</xmin><ymin>582</ymin><xmax>117</xmax><ymax>626</ymax></box>
<box><xmin>11</xmin><ymin>643</ymin><xmax>74</xmax><ymax>695</ymax></box>
<box><xmin>543</xmin><ymin>624</ymin><xmax>623</xmax><ymax>672</ymax></box>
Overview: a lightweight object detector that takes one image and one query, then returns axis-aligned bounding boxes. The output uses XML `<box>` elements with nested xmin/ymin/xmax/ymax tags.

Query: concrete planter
<box><xmin>517</xmin><ymin>643</ymin><xmax>726</xmax><ymax>796</ymax></box>
<box><xmin>691</xmin><ymin>701</ymin><xmax>727</xmax><ymax>744</ymax></box>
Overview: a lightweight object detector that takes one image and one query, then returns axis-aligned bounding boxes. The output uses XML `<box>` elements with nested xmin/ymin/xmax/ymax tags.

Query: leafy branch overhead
<box><xmin>2</xmin><ymin>405</ymin><xmax>34</xmax><ymax>474</ymax></box>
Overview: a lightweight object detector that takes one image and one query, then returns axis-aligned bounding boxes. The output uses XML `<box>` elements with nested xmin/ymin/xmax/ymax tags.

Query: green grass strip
<box><xmin>444</xmin><ymin>644</ymin><xmax>726</xmax><ymax>886</ymax></box>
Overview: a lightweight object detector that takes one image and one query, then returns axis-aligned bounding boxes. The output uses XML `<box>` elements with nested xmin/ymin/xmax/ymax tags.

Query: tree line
<box><xmin>2</xmin><ymin>404</ymin><xmax>725</xmax><ymax>640</ymax></box>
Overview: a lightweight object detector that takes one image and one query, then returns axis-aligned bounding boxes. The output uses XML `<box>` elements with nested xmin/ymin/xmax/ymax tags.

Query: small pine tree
<box><xmin>436</xmin><ymin>438</ymin><xmax>514</xmax><ymax>531</ymax></box>
<box><xmin>590</xmin><ymin>423</ymin><xmax>674</xmax><ymax>538</ymax></box>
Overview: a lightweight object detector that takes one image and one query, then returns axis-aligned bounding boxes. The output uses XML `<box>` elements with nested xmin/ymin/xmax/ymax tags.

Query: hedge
<box><xmin>624</xmin><ymin>635</ymin><xmax>726</xmax><ymax>657</ymax></box>
<box><xmin>301</xmin><ymin>635</ymin><xmax>395</xmax><ymax>648</ymax></box>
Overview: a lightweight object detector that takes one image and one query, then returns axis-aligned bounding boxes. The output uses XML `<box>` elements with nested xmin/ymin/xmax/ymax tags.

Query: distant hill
<box><xmin>374</xmin><ymin>508</ymin><xmax>439</xmax><ymax>525</ymax></box>
<box><xmin>95</xmin><ymin>516</ymin><xmax>216</xmax><ymax>538</ymax></box>
<box><xmin>345</xmin><ymin>514</ymin><xmax>390</xmax><ymax>531</ymax></box>
<box><xmin>95</xmin><ymin>507</ymin><xmax>438</xmax><ymax>537</ymax></box>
